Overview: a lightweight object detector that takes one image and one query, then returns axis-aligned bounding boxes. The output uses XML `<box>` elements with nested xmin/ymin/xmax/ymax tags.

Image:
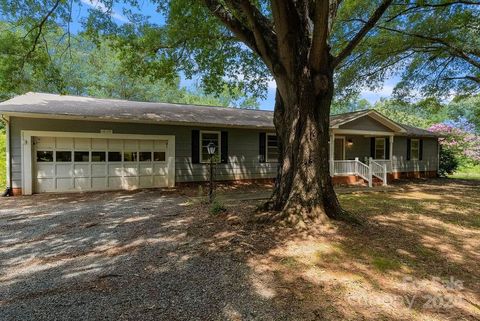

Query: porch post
<box><xmin>368</xmin><ymin>157</ymin><xmax>373</xmax><ymax>188</ymax></box>
<box><xmin>329</xmin><ymin>132</ymin><xmax>335</xmax><ymax>176</ymax></box>
<box><xmin>389</xmin><ymin>135</ymin><xmax>394</xmax><ymax>173</ymax></box>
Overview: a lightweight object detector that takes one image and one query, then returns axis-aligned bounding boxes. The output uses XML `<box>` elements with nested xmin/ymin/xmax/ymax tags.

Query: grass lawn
<box><xmin>450</xmin><ymin>164</ymin><xmax>480</xmax><ymax>180</ymax></box>
<box><xmin>0</xmin><ymin>131</ymin><xmax>5</xmax><ymax>191</ymax></box>
<box><xmin>207</xmin><ymin>179</ymin><xmax>480</xmax><ymax>320</ymax></box>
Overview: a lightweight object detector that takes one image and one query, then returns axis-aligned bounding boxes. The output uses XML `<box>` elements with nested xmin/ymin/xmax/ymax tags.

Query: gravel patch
<box><xmin>0</xmin><ymin>189</ymin><xmax>284</xmax><ymax>321</ymax></box>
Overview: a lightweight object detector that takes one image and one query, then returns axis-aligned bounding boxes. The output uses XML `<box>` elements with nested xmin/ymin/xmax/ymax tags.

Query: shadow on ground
<box><xmin>0</xmin><ymin>178</ymin><xmax>479</xmax><ymax>320</ymax></box>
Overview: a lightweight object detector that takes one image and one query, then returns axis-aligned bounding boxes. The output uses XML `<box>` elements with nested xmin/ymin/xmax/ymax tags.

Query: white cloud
<box><xmin>80</xmin><ymin>0</ymin><xmax>129</xmax><ymax>23</ymax></box>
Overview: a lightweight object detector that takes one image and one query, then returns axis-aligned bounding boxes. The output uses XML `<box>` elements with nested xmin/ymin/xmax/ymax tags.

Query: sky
<box><xmin>71</xmin><ymin>0</ymin><xmax>396</xmax><ymax>111</ymax></box>
<box><xmin>253</xmin><ymin>78</ymin><xmax>398</xmax><ymax>111</ymax></box>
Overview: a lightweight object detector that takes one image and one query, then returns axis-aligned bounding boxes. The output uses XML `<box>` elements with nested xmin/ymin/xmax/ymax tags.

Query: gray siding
<box><xmin>10</xmin><ymin>117</ymin><xmax>278</xmax><ymax>189</ymax></box>
<box><xmin>339</xmin><ymin>116</ymin><xmax>392</xmax><ymax>132</ymax></box>
<box><xmin>344</xmin><ymin>135</ymin><xmax>371</xmax><ymax>161</ymax></box>
<box><xmin>392</xmin><ymin>136</ymin><xmax>438</xmax><ymax>172</ymax></box>
<box><xmin>9</xmin><ymin>117</ymin><xmax>439</xmax><ymax>190</ymax></box>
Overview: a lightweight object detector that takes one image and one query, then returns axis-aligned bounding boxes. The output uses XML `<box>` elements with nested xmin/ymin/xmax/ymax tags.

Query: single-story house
<box><xmin>0</xmin><ymin>92</ymin><xmax>439</xmax><ymax>196</ymax></box>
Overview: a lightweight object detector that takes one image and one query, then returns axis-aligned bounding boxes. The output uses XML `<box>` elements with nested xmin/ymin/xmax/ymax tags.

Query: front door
<box><xmin>334</xmin><ymin>138</ymin><xmax>345</xmax><ymax>160</ymax></box>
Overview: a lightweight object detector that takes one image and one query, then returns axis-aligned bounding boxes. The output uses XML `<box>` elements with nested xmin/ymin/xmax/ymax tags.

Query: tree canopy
<box><xmin>1</xmin><ymin>1</ymin><xmax>477</xmax><ymax>102</ymax></box>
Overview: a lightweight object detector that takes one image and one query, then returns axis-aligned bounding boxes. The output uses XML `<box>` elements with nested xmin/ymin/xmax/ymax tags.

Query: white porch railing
<box><xmin>370</xmin><ymin>159</ymin><xmax>388</xmax><ymax>186</ymax></box>
<box><xmin>330</xmin><ymin>157</ymin><xmax>387</xmax><ymax>187</ymax></box>
<box><xmin>368</xmin><ymin>159</ymin><xmax>392</xmax><ymax>173</ymax></box>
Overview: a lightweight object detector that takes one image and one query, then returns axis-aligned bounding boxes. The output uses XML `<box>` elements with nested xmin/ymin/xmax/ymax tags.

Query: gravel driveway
<box><xmin>0</xmin><ymin>189</ymin><xmax>284</xmax><ymax>321</ymax></box>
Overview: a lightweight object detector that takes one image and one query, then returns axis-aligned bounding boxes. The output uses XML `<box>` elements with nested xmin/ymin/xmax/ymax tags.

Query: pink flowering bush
<box><xmin>429</xmin><ymin>122</ymin><xmax>480</xmax><ymax>166</ymax></box>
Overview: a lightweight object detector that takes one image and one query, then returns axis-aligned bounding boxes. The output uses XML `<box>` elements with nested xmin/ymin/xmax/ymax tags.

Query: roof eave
<box><xmin>0</xmin><ymin>111</ymin><xmax>276</xmax><ymax>130</ymax></box>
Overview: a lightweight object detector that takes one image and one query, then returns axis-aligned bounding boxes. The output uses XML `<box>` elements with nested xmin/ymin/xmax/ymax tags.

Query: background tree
<box><xmin>0</xmin><ymin>21</ymin><xmax>253</xmax><ymax>106</ymax></box>
<box><xmin>1</xmin><ymin>0</ymin><xmax>478</xmax><ymax>225</ymax></box>
<box><xmin>336</xmin><ymin>1</ymin><xmax>480</xmax><ymax>100</ymax></box>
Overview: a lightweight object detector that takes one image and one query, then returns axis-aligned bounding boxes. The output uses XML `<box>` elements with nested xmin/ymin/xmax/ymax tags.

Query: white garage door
<box><xmin>33</xmin><ymin>136</ymin><xmax>170</xmax><ymax>193</ymax></box>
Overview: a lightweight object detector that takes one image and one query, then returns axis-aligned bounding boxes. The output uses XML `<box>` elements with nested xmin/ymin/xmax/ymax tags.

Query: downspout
<box><xmin>1</xmin><ymin>115</ymin><xmax>12</xmax><ymax>196</ymax></box>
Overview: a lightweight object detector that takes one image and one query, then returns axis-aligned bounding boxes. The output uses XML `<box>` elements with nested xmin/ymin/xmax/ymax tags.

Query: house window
<box><xmin>37</xmin><ymin>151</ymin><xmax>53</xmax><ymax>162</ymax></box>
<box><xmin>123</xmin><ymin>152</ymin><xmax>138</xmax><ymax>162</ymax></box>
<box><xmin>200</xmin><ymin>131</ymin><xmax>221</xmax><ymax>163</ymax></box>
<box><xmin>108</xmin><ymin>152</ymin><xmax>122</xmax><ymax>162</ymax></box>
<box><xmin>266</xmin><ymin>134</ymin><xmax>279</xmax><ymax>162</ymax></box>
<box><xmin>74</xmin><ymin>151</ymin><xmax>90</xmax><ymax>162</ymax></box>
<box><xmin>91</xmin><ymin>152</ymin><xmax>106</xmax><ymax>162</ymax></box>
<box><xmin>375</xmin><ymin>138</ymin><xmax>385</xmax><ymax>159</ymax></box>
<box><xmin>56</xmin><ymin>151</ymin><xmax>72</xmax><ymax>162</ymax></box>
<box><xmin>411</xmin><ymin>139</ymin><xmax>420</xmax><ymax>160</ymax></box>
<box><xmin>153</xmin><ymin>152</ymin><xmax>166</xmax><ymax>162</ymax></box>
<box><xmin>139</xmin><ymin>152</ymin><xmax>152</xmax><ymax>162</ymax></box>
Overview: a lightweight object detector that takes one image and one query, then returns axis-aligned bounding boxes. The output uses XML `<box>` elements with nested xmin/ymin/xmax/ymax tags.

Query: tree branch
<box><xmin>24</xmin><ymin>0</ymin><xmax>61</xmax><ymax>60</ymax></box>
<box><xmin>375</xmin><ymin>25</ymin><xmax>480</xmax><ymax>70</ymax></box>
<box><xmin>203</xmin><ymin>0</ymin><xmax>260</xmax><ymax>57</ymax></box>
<box><xmin>270</xmin><ymin>0</ymin><xmax>297</xmax><ymax>76</ymax></box>
<box><xmin>443</xmin><ymin>75</ymin><xmax>480</xmax><ymax>84</ymax></box>
<box><xmin>332</xmin><ymin>0</ymin><xmax>393</xmax><ymax>68</ymax></box>
<box><xmin>309</xmin><ymin>0</ymin><xmax>330</xmax><ymax>72</ymax></box>
<box><xmin>232</xmin><ymin>0</ymin><xmax>277</xmax><ymax>69</ymax></box>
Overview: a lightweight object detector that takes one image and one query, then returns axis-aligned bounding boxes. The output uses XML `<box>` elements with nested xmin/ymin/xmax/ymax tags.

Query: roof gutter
<box><xmin>1</xmin><ymin>115</ymin><xmax>12</xmax><ymax>196</ymax></box>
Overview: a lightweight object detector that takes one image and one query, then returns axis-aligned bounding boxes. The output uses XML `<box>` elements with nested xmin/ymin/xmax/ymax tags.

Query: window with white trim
<box><xmin>411</xmin><ymin>139</ymin><xmax>420</xmax><ymax>160</ymax></box>
<box><xmin>375</xmin><ymin>138</ymin><xmax>385</xmax><ymax>159</ymax></box>
<box><xmin>266</xmin><ymin>134</ymin><xmax>279</xmax><ymax>162</ymax></box>
<box><xmin>200</xmin><ymin>131</ymin><xmax>221</xmax><ymax>163</ymax></box>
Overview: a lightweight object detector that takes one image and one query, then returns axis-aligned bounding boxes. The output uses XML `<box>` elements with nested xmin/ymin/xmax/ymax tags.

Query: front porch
<box><xmin>329</xmin><ymin>132</ymin><xmax>396</xmax><ymax>187</ymax></box>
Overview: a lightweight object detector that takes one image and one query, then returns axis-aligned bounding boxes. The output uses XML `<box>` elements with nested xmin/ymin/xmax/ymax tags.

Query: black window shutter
<box><xmin>370</xmin><ymin>137</ymin><xmax>375</xmax><ymax>158</ymax></box>
<box><xmin>419</xmin><ymin>139</ymin><xmax>424</xmax><ymax>161</ymax></box>
<box><xmin>259</xmin><ymin>132</ymin><xmax>266</xmax><ymax>163</ymax></box>
<box><xmin>191</xmin><ymin>130</ymin><xmax>200</xmax><ymax>164</ymax></box>
<box><xmin>406</xmin><ymin>138</ymin><xmax>411</xmax><ymax>160</ymax></box>
<box><xmin>221</xmin><ymin>131</ymin><xmax>228</xmax><ymax>164</ymax></box>
<box><xmin>385</xmin><ymin>137</ymin><xmax>390</xmax><ymax>160</ymax></box>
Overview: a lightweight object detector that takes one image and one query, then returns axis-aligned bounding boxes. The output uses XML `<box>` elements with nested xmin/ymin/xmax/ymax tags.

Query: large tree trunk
<box><xmin>265</xmin><ymin>64</ymin><xmax>345</xmax><ymax>226</ymax></box>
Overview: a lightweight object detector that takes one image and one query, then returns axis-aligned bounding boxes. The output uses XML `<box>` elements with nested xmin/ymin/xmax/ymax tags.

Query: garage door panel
<box><xmin>56</xmin><ymin>164</ymin><xmax>73</xmax><ymax>178</ymax></box>
<box><xmin>140</xmin><ymin>140</ymin><xmax>154</xmax><ymax>150</ymax></box>
<box><xmin>108</xmin><ymin>139</ymin><xmax>123</xmax><ymax>150</ymax></box>
<box><xmin>139</xmin><ymin>176</ymin><xmax>153</xmax><ymax>187</ymax></box>
<box><xmin>123</xmin><ymin>177</ymin><xmax>138</xmax><ymax>189</ymax></box>
<box><xmin>92</xmin><ymin>138</ymin><xmax>107</xmax><ymax>150</ymax></box>
<box><xmin>57</xmin><ymin>178</ymin><xmax>74</xmax><ymax>190</ymax></box>
<box><xmin>153</xmin><ymin>164</ymin><xmax>168</xmax><ymax>175</ymax></box>
<box><xmin>139</xmin><ymin>164</ymin><xmax>153</xmax><ymax>175</ymax></box>
<box><xmin>36</xmin><ymin>137</ymin><xmax>55</xmax><ymax>149</ymax></box>
<box><xmin>154</xmin><ymin>141</ymin><xmax>167</xmax><ymax>149</ymax></box>
<box><xmin>154</xmin><ymin>176</ymin><xmax>168</xmax><ymax>187</ymax></box>
<box><xmin>36</xmin><ymin>164</ymin><xmax>55</xmax><ymax>178</ymax></box>
<box><xmin>74</xmin><ymin>138</ymin><xmax>91</xmax><ymax>149</ymax></box>
<box><xmin>91</xmin><ymin>164</ymin><xmax>106</xmax><ymax>177</ymax></box>
<box><xmin>56</xmin><ymin>137</ymin><xmax>74</xmax><ymax>149</ymax></box>
<box><xmin>34</xmin><ymin>136</ymin><xmax>172</xmax><ymax>193</ymax></box>
<box><xmin>108</xmin><ymin>177</ymin><xmax>139</xmax><ymax>189</ymax></box>
<box><xmin>123</xmin><ymin>165</ymin><xmax>138</xmax><ymax>176</ymax></box>
<box><xmin>92</xmin><ymin>177</ymin><xmax>107</xmax><ymax>189</ymax></box>
<box><xmin>108</xmin><ymin>164</ymin><xmax>124</xmax><ymax>177</ymax></box>
<box><xmin>124</xmin><ymin>140</ymin><xmax>138</xmax><ymax>150</ymax></box>
<box><xmin>74</xmin><ymin>178</ymin><xmax>90</xmax><ymax>190</ymax></box>
<box><xmin>36</xmin><ymin>178</ymin><xmax>55</xmax><ymax>192</ymax></box>
<box><xmin>74</xmin><ymin>164</ymin><xmax>90</xmax><ymax>177</ymax></box>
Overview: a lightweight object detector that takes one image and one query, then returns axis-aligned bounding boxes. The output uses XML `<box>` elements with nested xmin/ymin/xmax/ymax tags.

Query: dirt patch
<box><xmin>1</xmin><ymin>179</ymin><xmax>479</xmax><ymax>320</ymax></box>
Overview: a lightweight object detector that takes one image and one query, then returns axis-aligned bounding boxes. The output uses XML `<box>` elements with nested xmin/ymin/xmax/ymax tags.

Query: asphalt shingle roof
<box><xmin>0</xmin><ymin>92</ymin><xmax>438</xmax><ymax>137</ymax></box>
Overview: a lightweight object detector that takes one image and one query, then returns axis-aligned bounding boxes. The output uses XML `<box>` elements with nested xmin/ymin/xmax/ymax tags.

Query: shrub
<box><xmin>209</xmin><ymin>199</ymin><xmax>227</xmax><ymax>215</ymax></box>
<box><xmin>438</xmin><ymin>147</ymin><xmax>459</xmax><ymax>177</ymax></box>
<box><xmin>429</xmin><ymin>122</ymin><xmax>480</xmax><ymax>168</ymax></box>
